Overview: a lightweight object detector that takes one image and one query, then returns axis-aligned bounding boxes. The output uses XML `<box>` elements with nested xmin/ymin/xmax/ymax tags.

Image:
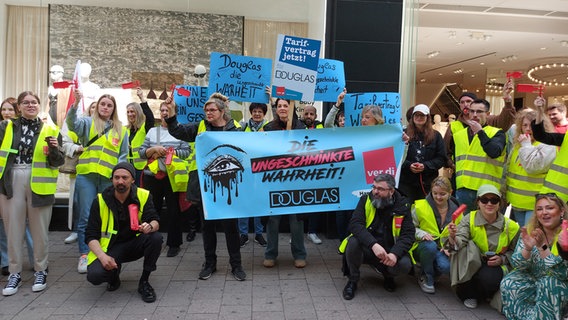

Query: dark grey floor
<box><xmin>0</xmin><ymin>231</ymin><xmax>505</xmax><ymax>320</ymax></box>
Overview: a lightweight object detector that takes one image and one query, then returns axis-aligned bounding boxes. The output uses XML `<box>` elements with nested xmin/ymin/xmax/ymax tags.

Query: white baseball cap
<box><xmin>412</xmin><ymin>104</ymin><xmax>430</xmax><ymax>115</ymax></box>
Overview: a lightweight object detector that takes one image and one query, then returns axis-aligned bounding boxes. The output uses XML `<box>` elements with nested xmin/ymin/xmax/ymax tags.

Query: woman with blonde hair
<box><xmin>125</xmin><ymin>88</ymin><xmax>155</xmax><ymax>185</ymax></box>
<box><xmin>67</xmin><ymin>90</ymin><xmax>128</xmax><ymax>274</ymax></box>
<box><xmin>505</xmin><ymin>109</ymin><xmax>556</xmax><ymax>226</ymax></box>
<box><xmin>501</xmin><ymin>193</ymin><xmax>568</xmax><ymax>319</ymax></box>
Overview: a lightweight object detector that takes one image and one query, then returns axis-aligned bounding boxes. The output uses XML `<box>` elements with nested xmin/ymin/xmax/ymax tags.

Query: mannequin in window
<box><xmin>194</xmin><ymin>64</ymin><xmax>208</xmax><ymax>87</ymax></box>
<box><xmin>432</xmin><ymin>114</ymin><xmax>447</xmax><ymax>137</ymax></box>
<box><xmin>79</xmin><ymin>63</ymin><xmax>100</xmax><ymax>117</ymax></box>
<box><xmin>48</xmin><ymin>65</ymin><xmax>64</xmax><ymax>125</ymax></box>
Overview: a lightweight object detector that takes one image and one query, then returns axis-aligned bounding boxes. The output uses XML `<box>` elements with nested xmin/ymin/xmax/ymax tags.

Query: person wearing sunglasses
<box><xmin>450</xmin><ymin>99</ymin><xmax>506</xmax><ymax>213</ymax></box>
<box><xmin>447</xmin><ymin>184</ymin><xmax>519</xmax><ymax>309</ymax></box>
<box><xmin>501</xmin><ymin>193</ymin><xmax>568</xmax><ymax>319</ymax></box>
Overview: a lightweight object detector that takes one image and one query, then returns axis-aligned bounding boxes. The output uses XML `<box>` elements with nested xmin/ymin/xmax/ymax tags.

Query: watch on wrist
<box><xmin>540</xmin><ymin>244</ymin><xmax>548</xmax><ymax>251</ymax></box>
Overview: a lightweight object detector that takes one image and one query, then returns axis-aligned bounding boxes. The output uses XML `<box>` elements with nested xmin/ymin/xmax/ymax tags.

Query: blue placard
<box><xmin>208</xmin><ymin>52</ymin><xmax>272</xmax><ymax>103</ymax></box>
<box><xmin>173</xmin><ymin>85</ymin><xmax>208</xmax><ymax>124</ymax></box>
<box><xmin>194</xmin><ymin>125</ymin><xmax>405</xmax><ymax>220</ymax></box>
<box><xmin>272</xmin><ymin>34</ymin><xmax>321</xmax><ymax>102</ymax></box>
<box><xmin>314</xmin><ymin>59</ymin><xmax>346</xmax><ymax>102</ymax></box>
<box><xmin>343</xmin><ymin>92</ymin><xmax>401</xmax><ymax>126</ymax></box>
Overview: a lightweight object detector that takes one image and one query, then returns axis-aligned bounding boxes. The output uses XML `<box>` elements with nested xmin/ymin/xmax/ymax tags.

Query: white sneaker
<box><xmin>32</xmin><ymin>270</ymin><xmax>47</xmax><ymax>292</ymax></box>
<box><xmin>463</xmin><ymin>298</ymin><xmax>478</xmax><ymax>309</ymax></box>
<box><xmin>2</xmin><ymin>273</ymin><xmax>21</xmax><ymax>296</ymax></box>
<box><xmin>78</xmin><ymin>255</ymin><xmax>88</xmax><ymax>274</ymax></box>
<box><xmin>418</xmin><ymin>276</ymin><xmax>435</xmax><ymax>294</ymax></box>
<box><xmin>64</xmin><ymin>232</ymin><xmax>78</xmax><ymax>244</ymax></box>
<box><xmin>307</xmin><ymin>233</ymin><xmax>322</xmax><ymax>244</ymax></box>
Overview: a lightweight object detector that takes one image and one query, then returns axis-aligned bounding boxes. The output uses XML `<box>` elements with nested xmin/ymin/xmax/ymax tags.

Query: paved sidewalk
<box><xmin>0</xmin><ymin>232</ymin><xmax>505</xmax><ymax>320</ymax></box>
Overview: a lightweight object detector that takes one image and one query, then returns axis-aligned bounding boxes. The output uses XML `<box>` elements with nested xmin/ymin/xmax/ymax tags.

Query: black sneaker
<box><xmin>32</xmin><ymin>270</ymin><xmax>47</xmax><ymax>292</ymax></box>
<box><xmin>383</xmin><ymin>276</ymin><xmax>396</xmax><ymax>292</ymax></box>
<box><xmin>138</xmin><ymin>280</ymin><xmax>156</xmax><ymax>303</ymax></box>
<box><xmin>231</xmin><ymin>266</ymin><xmax>247</xmax><ymax>281</ymax></box>
<box><xmin>198</xmin><ymin>263</ymin><xmax>216</xmax><ymax>280</ymax></box>
<box><xmin>2</xmin><ymin>273</ymin><xmax>21</xmax><ymax>296</ymax></box>
<box><xmin>254</xmin><ymin>234</ymin><xmax>267</xmax><ymax>247</ymax></box>
<box><xmin>166</xmin><ymin>246</ymin><xmax>180</xmax><ymax>257</ymax></box>
<box><xmin>107</xmin><ymin>269</ymin><xmax>121</xmax><ymax>292</ymax></box>
<box><xmin>186</xmin><ymin>229</ymin><xmax>196</xmax><ymax>242</ymax></box>
<box><xmin>239</xmin><ymin>234</ymin><xmax>249</xmax><ymax>248</ymax></box>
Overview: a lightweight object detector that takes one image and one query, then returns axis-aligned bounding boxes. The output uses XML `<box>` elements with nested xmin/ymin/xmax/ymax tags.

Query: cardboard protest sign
<box><xmin>271</xmin><ymin>34</ymin><xmax>321</xmax><ymax>101</ymax></box>
<box><xmin>173</xmin><ymin>85</ymin><xmax>208</xmax><ymax>124</ymax></box>
<box><xmin>314</xmin><ymin>59</ymin><xmax>345</xmax><ymax>102</ymax></box>
<box><xmin>343</xmin><ymin>92</ymin><xmax>401</xmax><ymax>126</ymax></box>
<box><xmin>208</xmin><ymin>52</ymin><xmax>272</xmax><ymax>103</ymax></box>
<box><xmin>194</xmin><ymin>125</ymin><xmax>405</xmax><ymax>219</ymax></box>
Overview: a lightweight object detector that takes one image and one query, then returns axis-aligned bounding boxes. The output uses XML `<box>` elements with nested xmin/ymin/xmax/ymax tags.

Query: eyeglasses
<box><xmin>479</xmin><ymin>197</ymin><xmax>500</xmax><ymax>205</ymax></box>
<box><xmin>448</xmin><ymin>116</ymin><xmax>456</xmax><ymax>120</ymax></box>
<box><xmin>194</xmin><ymin>73</ymin><xmax>206</xmax><ymax>78</ymax></box>
<box><xmin>20</xmin><ymin>101</ymin><xmax>39</xmax><ymax>106</ymax></box>
<box><xmin>468</xmin><ymin>109</ymin><xmax>487</xmax><ymax>115</ymax></box>
<box><xmin>204</xmin><ymin>108</ymin><xmax>219</xmax><ymax>113</ymax></box>
<box><xmin>372</xmin><ymin>185</ymin><xmax>391</xmax><ymax>192</ymax></box>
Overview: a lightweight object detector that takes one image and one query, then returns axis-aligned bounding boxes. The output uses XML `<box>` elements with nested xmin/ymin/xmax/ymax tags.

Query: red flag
<box><xmin>506</xmin><ymin>71</ymin><xmax>523</xmax><ymax>79</ymax></box>
<box><xmin>53</xmin><ymin>81</ymin><xmax>73</xmax><ymax>89</ymax></box>
<box><xmin>516</xmin><ymin>84</ymin><xmax>545</xmax><ymax>94</ymax></box>
<box><xmin>66</xmin><ymin>60</ymin><xmax>82</xmax><ymax>113</ymax></box>
<box><xmin>121</xmin><ymin>80</ymin><xmax>140</xmax><ymax>89</ymax></box>
<box><xmin>452</xmin><ymin>204</ymin><xmax>467</xmax><ymax>223</ymax></box>
<box><xmin>169</xmin><ymin>83</ymin><xmax>177</xmax><ymax>99</ymax></box>
<box><xmin>176</xmin><ymin>87</ymin><xmax>191</xmax><ymax>97</ymax></box>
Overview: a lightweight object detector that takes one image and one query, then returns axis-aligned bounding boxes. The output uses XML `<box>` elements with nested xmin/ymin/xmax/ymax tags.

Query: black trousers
<box><xmin>344</xmin><ymin>236</ymin><xmax>412</xmax><ymax>282</ymax></box>
<box><xmin>87</xmin><ymin>232</ymin><xmax>163</xmax><ymax>285</ymax></box>
<box><xmin>455</xmin><ymin>263</ymin><xmax>503</xmax><ymax>301</ymax></box>
<box><xmin>196</xmin><ymin>204</ymin><xmax>242</xmax><ymax>269</ymax></box>
<box><xmin>143</xmin><ymin>174</ymin><xmax>182</xmax><ymax>247</ymax></box>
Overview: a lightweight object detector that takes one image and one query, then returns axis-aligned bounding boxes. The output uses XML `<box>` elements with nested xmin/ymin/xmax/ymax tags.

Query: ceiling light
<box><xmin>420</xmin><ymin>78</ymin><xmax>426</xmax><ymax>82</ymax></box>
<box><xmin>469</xmin><ymin>31</ymin><xmax>492</xmax><ymax>41</ymax></box>
<box><xmin>561</xmin><ymin>41</ymin><xmax>568</xmax><ymax>47</ymax></box>
<box><xmin>453</xmin><ymin>68</ymin><xmax>463</xmax><ymax>74</ymax></box>
<box><xmin>501</xmin><ymin>55</ymin><xmax>517</xmax><ymax>63</ymax></box>
<box><xmin>426</xmin><ymin>51</ymin><xmax>440</xmax><ymax>58</ymax></box>
<box><xmin>480</xmin><ymin>62</ymin><xmax>485</xmax><ymax>66</ymax></box>
<box><xmin>527</xmin><ymin>62</ymin><xmax>568</xmax><ymax>87</ymax></box>
<box><xmin>541</xmin><ymin>47</ymin><xmax>547</xmax><ymax>50</ymax></box>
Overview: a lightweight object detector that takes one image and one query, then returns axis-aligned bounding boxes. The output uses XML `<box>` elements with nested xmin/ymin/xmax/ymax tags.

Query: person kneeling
<box><xmin>85</xmin><ymin>162</ymin><xmax>163</xmax><ymax>303</ymax></box>
<box><xmin>339</xmin><ymin>174</ymin><xmax>415</xmax><ymax>300</ymax></box>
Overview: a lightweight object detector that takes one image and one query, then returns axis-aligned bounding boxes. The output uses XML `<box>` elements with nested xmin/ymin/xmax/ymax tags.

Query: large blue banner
<box><xmin>314</xmin><ymin>59</ymin><xmax>346</xmax><ymax>102</ymax></box>
<box><xmin>173</xmin><ymin>85</ymin><xmax>208</xmax><ymax>124</ymax></box>
<box><xmin>195</xmin><ymin>125</ymin><xmax>405</xmax><ymax>220</ymax></box>
<box><xmin>272</xmin><ymin>34</ymin><xmax>321</xmax><ymax>102</ymax></box>
<box><xmin>208</xmin><ymin>52</ymin><xmax>272</xmax><ymax>103</ymax></box>
<box><xmin>344</xmin><ymin>92</ymin><xmax>401</xmax><ymax>126</ymax></box>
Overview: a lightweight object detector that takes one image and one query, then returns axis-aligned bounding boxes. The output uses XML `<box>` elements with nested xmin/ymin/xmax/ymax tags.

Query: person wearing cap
<box><xmin>399</xmin><ymin>104</ymin><xmax>446</xmax><ymax>204</ymax></box>
<box><xmin>164</xmin><ymin>93</ymin><xmax>247</xmax><ymax>282</ymax></box>
<box><xmin>450</xmin><ymin>99</ymin><xmax>506</xmax><ymax>212</ymax></box>
<box><xmin>85</xmin><ymin>162</ymin><xmax>162</xmax><ymax>303</ymax></box>
<box><xmin>443</xmin><ymin>83</ymin><xmax>516</xmax><ymax>170</ymax></box>
<box><xmin>447</xmin><ymin>184</ymin><xmax>519</xmax><ymax>309</ymax></box>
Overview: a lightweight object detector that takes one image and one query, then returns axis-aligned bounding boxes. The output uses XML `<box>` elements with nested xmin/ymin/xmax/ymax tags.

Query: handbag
<box><xmin>59</xmin><ymin>126</ymin><xmax>112</xmax><ymax>174</ymax></box>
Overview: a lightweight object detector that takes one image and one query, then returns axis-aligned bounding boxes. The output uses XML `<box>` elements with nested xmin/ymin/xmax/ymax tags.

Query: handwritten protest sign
<box><xmin>173</xmin><ymin>85</ymin><xmax>208</xmax><ymax>124</ymax></box>
<box><xmin>272</xmin><ymin>34</ymin><xmax>321</xmax><ymax>101</ymax></box>
<box><xmin>343</xmin><ymin>92</ymin><xmax>401</xmax><ymax>126</ymax></box>
<box><xmin>208</xmin><ymin>52</ymin><xmax>272</xmax><ymax>103</ymax></box>
<box><xmin>314</xmin><ymin>59</ymin><xmax>345</xmax><ymax>102</ymax></box>
<box><xmin>194</xmin><ymin>125</ymin><xmax>405</xmax><ymax>219</ymax></box>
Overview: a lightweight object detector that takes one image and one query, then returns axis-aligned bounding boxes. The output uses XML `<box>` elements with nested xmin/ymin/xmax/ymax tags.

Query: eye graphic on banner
<box><xmin>203</xmin><ymin>144</ymin><xmax>247</xmax><ymax>205</ymax></box>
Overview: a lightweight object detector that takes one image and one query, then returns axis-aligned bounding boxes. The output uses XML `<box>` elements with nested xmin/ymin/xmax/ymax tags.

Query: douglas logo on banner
<box><xmin>269</xmin><ymin>187</ymin><xmax>339</xmax><ymax>208</ymax></box>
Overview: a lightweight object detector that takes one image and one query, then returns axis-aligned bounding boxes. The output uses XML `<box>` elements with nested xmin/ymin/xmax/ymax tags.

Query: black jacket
<box><xmin>348</xmin><ymin>190</ymin><xmax>415</xmax><ymax>259</ymax></box>
<box><xmin>263</xmin><ymin>118</ymin><xmax>306</xmax><ymax>131</ymax></box>
<box><xmin>165</xmin><ymin>117</ymin><xmax>241</xmax><ymax>142</ymax></box>
<box><xmin>85</xmin><ymin>184</ymin><xmax>160</xmax><ymax>248</ymax></box>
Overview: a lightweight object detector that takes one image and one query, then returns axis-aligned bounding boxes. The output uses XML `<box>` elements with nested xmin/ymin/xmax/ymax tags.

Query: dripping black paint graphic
<box><xmin>203</xmin><ymin>145</ymin><xmax>247</xmax><ymax>205</ymax></box>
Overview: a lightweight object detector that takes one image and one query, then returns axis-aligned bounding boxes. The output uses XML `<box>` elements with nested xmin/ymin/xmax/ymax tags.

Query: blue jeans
<box><xmin>456</xmin><ymin>188</ymin><xmax>478</xmax><ymax>214</ymax></box>
<box><xmin>414</xmin><ymin>240</ymin><xmax>450</xmax><ymax>285</ymax></box>
<box><xmin>512</xmin><ymin>209</ymin><xmax>533</xmax><ymax>227</ymax></box>
<box><xmin>265</xmin><ymin>215</ymin><xmax>306</xmax><ymax>260</ymax></box>
<box><xmin>237</xmin><ymin>217</ymin><xmax>263</xmax><ymax>235</ymax></box>
<box><xmin>75</xmin><ymin>173</ymin><xmax>112</xmax><ymax>255</ymax></box>
<box><xmin>0</xmin><ymin>219</ymin><xmax>34</xmax><ymax>267</ymax></box>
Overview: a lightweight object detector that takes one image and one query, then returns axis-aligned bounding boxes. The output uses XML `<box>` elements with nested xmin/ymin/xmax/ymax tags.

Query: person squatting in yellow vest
<box><xmin>339</xmin><ymin>174</ymin><xmax>415</xmax><ymax>300</ymax></box>
<box><xmin>451</xmin><ymin>99</ymin><xmax>506</xmax><ymax>213</ymax></box>
<box><xmin>85</xmin><ymin>162</ymin><xmax>162</xmax><ymax>303</ymax></box>
<box><xmin>447</xmin><ymin>184</ymin><xmax>519</xmax><ymax>309</ymax></box>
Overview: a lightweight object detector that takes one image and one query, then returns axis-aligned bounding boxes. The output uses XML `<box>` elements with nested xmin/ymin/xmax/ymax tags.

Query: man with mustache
<box><xmin>339</xmin><ymin>174</ymin><xmax>414</xmax><ymax>299</ymax></box>
<box><xmin>85</xmin><ymin>162</ymin><xmax>163</xmax><ymax>303</ymax></box>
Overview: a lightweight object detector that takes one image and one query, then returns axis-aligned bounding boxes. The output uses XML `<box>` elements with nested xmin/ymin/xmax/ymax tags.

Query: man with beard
<box><xmin>85</xmin><ymin>162</ymin><xmax>163</xmax><ymax>303</ymax></box>
<box><xmin>338</xmin><ymin>174</ymin><xmax>414</xmax><ymax>300</ymax></box>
